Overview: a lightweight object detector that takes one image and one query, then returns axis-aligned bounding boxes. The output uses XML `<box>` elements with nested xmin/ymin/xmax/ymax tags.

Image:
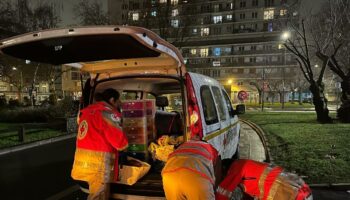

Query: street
<box><xmin>0</xmin><ymin>137</ymin><xmax>76</xmax><ymax>200</ymax></box>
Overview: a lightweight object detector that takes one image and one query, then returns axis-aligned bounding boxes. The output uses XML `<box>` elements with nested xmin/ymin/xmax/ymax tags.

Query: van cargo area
<box><xmin>79</xmin><ymin>75</ymin><xmax>186</xmax><ymax>197</ymax></box>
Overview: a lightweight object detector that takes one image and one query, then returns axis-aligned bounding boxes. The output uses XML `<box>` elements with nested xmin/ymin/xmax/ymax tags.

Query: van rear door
<box><xmin>0</xmin><ymin>26</ymin><xmax>186</xmax><ymax>80</ymax></box>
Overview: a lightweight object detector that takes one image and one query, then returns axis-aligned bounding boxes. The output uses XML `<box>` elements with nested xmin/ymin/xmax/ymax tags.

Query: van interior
<box><xmin>78</xmin><ymin>75</ymin><xmax>186</xmax><ymax>197</ymax></box>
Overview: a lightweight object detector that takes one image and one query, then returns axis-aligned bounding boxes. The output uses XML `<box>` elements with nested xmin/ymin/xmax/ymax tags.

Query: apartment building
<box><xmin>108</xmin><ymin>0</ymin><xmax>299</xmax><ymax>103</ymax></box>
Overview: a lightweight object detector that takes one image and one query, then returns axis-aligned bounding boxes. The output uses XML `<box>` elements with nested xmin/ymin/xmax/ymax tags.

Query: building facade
<box><xmin>108</xmin><ymin>0</ymin><xmax>299</xmax><ymax>103</ymax></box>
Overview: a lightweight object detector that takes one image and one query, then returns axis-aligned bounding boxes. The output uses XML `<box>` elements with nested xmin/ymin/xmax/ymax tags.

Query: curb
<box><xmin>240</xmin><ymin>119</ymin><xmax>272</xmax><ymax>163</ymax></box>
<box><xmin>309</xmin><ymin>183</ymin><xmax>350</xmax><ymax>191</ymax></box>
<box><xmin>0</xmin><ymin>134</ymin><xmax>76</xmax><ymax>156</ymax></box>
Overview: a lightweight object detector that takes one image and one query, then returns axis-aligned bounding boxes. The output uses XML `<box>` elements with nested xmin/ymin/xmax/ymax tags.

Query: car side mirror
<box><xmin>235</xmin><ymin>104</ymin><xmax>245</xmax><ymax>115</ymax></box>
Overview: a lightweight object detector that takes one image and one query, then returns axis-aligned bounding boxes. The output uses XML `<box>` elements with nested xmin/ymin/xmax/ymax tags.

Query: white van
<box><xmin>0</xmin><ymin>26</ymin><xmax>244</xmax><ymax>198</ymax></box>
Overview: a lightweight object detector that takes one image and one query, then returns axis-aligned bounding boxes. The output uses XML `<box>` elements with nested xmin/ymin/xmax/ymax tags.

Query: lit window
<box><xmin>172</xmin><ymin>9</ymin><xmax>179</xmax><ymax>16</ymax></box>
<box><xmin>171</xmin><ymin>0</ymin><xmax>178</xmax><ymax>5</ymax></box>
<box><xmin>214</xmin><ymin>47</ymin><xmax>221</xmax><ymax>56</ymax></box>
<box><xmin>264</xmin><ymin>10</ymin><xmax>274</xmax><ymax>20</ymax></box>
<box><xmin>151</xmin><ymin>11</ymin><xmax>157</xmax><ymax>16</ymax></box>
<box><xmin>226</xmin><ymin>14</ymin><xmax>232</xmax><ymax>21</ymax></box>
<box><xmin>268</xmin><ymin>22</ymin><xmax>273</xmax><ymax>32</ymax></box>
<box><xmin>159</xmin><ymin>0</ymin><xmax>166</xmax><ymax>3</ymax></box>
<box><xmin>132</xmin><ymin>13</ymin><xmax>139</xmax><ymax>21</ymax></box>
<box><xmin>280</xmin><ymin>9</ymin><xmax>287</xmax><ymax>16</ymax></box>
<box><xmin>192</xmin><ymin>28</ymin><xmax>197</xmax><ymax>34</ymax></box>
<box><xmin>213</xmin><ymin>16</ymin><xmax>222</xmax><ymax>24</ymax></box>
<box><xmin>230</xmin><ymin>3</ymin><xmax>234</xmax><ymax>9</ymax></box>
<box><xmin>191</xmin><ymin>49</ymin><xmax>197</xmax><ymax>55</ymax></box>
<box><xmin>201</xmin><ymin>27</ymin><xmax>210</xmax><ymax>36</ymax></box>
<box><xmin>171</xmin><ymin>19</ymin><xmax>179</xmax><ymax>27</ymax></box>
<box><xmin>200</xmin><ymin>48</ymin><xmax>209</xmax><ymax>57</ymax></box>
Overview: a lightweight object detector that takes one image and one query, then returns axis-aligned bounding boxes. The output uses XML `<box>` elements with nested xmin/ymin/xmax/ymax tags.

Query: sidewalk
<box><xmin>239</xmin><ymin>122</ymin><xmax>266</xmax><ymax>162</ymax></box>
<box><xmin>239</xmin><ymin>120</ymin><xmax>350</xmax><ymax>200</ymax></box>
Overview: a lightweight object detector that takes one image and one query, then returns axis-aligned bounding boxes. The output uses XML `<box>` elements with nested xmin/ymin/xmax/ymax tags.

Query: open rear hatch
<box><xmin>0</xmin><ymin>26</ymin><xmax>186</xmax><ymax>80</ymax></box>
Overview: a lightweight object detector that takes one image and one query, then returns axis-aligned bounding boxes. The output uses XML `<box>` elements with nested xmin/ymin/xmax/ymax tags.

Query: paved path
<box><xmin>239</xmin><ymin>122</ymin><xmax>266</xmax><ymax>162</ymax></box>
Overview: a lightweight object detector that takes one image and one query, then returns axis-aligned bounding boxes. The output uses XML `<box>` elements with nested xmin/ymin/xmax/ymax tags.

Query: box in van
<box><xmin>0</xmin><ymin>26</ymin><xmax>245</xmax><ymax>199</ymax></box>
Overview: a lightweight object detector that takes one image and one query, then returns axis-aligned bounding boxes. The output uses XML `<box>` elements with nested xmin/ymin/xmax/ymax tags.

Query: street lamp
<box><xmin>281</xmin><ymin>31</ymin><xmax>291</xmax><ymax>41</ymax></box>
<box><xmin>281</xmin><ymin>31</ymin><xmax>290</xmax><ymax>110</ymax></box>
<box><xmin>227</xmin><ymin>79</ymin><xmax>233</xmax><ymax>84</ymax></box>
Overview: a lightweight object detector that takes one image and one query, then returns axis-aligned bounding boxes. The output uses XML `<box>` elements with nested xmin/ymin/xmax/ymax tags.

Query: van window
<box><xmin>121</xmin><ymin>91</ymin><xmax>141</xmax><ymax>100</ymax></box>
<box><xmin>200</xmin><ymin>86</ymin><xmax>219</xmax><ymax>125</ymax></box>
<box><xmin>145</xmin><ymin>93</ymin><xmax>156</xmax><ymax>99</ymax></box>
<box><xmin>212</xmin><ymin>86</ymin><xmax>227</xmax><ymax>121</ymax></box>
<box><xmin>156</xmin><ymin>93</ymin><xmax>182</xmax><ymax>112</ymax></box>
<box><xmin>222</xmin><ymin>89</ymin><xmax>235</xmax><ymax>118</ymax></box>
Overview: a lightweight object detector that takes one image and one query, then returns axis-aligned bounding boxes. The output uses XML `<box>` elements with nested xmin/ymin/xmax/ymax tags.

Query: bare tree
<box><xmin>284</xmin><ymin>17</ymin><xmax>332</xmax><ymax>123</ymax></box>
<box><xmin>0</xmin><ymin>0</ymin><xmax>60</xmax><ymax>37</ymax></box>
<box><xmin>311</xmin><ymin>0</ymin><xmax>350</xmax><ymax>122</ymax></box>
<box><xmin>36</xmin><ymin>64</ymin><xmax>72</xmax><ymax>105</ymax></box>
<box><xmin>0</xmin><ymin>56</ymin><xmax>36</xmax><ymax>103</ymax></box>
<box><xmin>74</xmin><ymin>0</ymin><xmax>110</xmax><ymax>25</ymax></box>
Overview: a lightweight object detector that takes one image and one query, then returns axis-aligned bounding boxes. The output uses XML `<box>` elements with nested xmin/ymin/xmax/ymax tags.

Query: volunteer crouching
<box><xmin>216</xmin><ymin>159</ymin><xmax>313</xmax><ymax>200</ymax></box>
<box><xmin>71</xmin><ymin>88</ymin><xmax>128</xmax><ymax>200</ymax></box>
<box><xmin>161</xmin><ymin>135</ymin><xmax>220</xmax><ymax>200</ymax></box>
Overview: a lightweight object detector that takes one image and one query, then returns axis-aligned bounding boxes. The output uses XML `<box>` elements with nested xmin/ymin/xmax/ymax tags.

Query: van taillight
<box><xmin>186</xmin><ymin>74</ymin><xmax>203</xmax><ymax>139</ymax></box>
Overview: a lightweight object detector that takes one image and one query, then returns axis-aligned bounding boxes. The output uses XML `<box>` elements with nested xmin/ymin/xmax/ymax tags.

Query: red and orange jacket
<box><xmin>216</xmin><ymin>159</ymin><xmax>312</xmax><ymax>200</ymax></box>
<box><xmin>162</xmin><ymin>140</ymin><xmax>218</xmax><ymax>184</ymax></box>
<box><xmin>71</xmin><ymin>101</ymin><xmax>128</xmax><ymax>182</ymax></box>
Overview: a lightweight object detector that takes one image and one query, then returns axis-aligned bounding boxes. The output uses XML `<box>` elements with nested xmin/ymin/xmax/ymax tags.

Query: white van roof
<box><xmin>0</xmin><ymin>26</ymin><xmax>186</xmax><ymax>78</ymax></box>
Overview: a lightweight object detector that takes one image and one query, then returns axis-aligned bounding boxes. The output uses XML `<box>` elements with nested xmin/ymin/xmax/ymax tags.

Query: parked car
<box><xmin>0</xmin><ymin>26</ymin><xmax>244</xmax><ymax>199</ymax></box>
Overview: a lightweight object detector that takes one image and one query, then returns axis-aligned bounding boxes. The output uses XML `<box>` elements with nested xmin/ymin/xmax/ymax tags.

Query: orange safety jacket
<box><xmin>216</xmin><ymin>159</ymin><xmax>312</xmax><ymax>200</ymax></box>
<box><xmin>162</xmin><ymin>140</ymin><xmax>218</xmax><ymax>184</ymax></box>
<box><xmin>71</xmin><ymin>101</ymin><xmax>128</xmax><ymax>183</ymax></box>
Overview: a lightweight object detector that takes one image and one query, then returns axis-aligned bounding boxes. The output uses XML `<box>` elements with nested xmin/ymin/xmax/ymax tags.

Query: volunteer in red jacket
<box><xmin>161</xmin><ymin>134</ymin><xmax>220</xmax><ymax>200</ymax></box>
<box><xmin>71</xmin><ymin>88</ymin><xmax>128</xmax><ymax>200</ymax></box>
<box><xmin>216</xmin><ymin>159</ymin><xmax>313</xmax><ymax>200</ymax></box>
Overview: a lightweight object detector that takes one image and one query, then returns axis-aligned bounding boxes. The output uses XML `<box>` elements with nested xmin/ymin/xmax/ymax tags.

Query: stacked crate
<box><xmin>122</xmin><ymin>100</ymin><xmax>155</xmax><ymax>161</ymax></box>
<box><xmin>145</xmin><ymin>100</ymin><xmax>156</xmax><ymax>141</ymax></box>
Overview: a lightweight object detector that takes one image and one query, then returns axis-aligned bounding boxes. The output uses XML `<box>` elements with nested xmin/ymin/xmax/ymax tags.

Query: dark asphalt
<box><xmin>0</xmin><ymin>137</ymin><xmax>76</xmax><ymax>200</ymax></box>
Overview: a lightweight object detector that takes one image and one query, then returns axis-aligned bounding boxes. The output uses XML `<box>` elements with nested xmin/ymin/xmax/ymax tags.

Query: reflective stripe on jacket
<box><xmin>162</xmin><ymin>140</ymin><xmax>218</xmax><ymax>184</ymax></box>
<box><xmin>71</xmin><ymin>101</ymin><xmax>128</xmax><ymax>182</ymax></box>
<box><xmin>216</xmin><ymin>159</ymin><xmax>312</xmax><ymax>200</ymax></box>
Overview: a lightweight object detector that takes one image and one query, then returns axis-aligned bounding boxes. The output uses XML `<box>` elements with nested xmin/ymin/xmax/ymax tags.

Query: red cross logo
<box><xmin>78</xmin><ymin>120</ymin><xmax>88</xmax><ymax>140</ymax></box>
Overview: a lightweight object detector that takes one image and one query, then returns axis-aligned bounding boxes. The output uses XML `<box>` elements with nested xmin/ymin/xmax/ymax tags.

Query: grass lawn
<box><xmin>240</xmin><ymin>112</ymin><xmax>350</xmax><ymax>184</ymax></box>
<box><xmin>0</xmin><ymin>127</ymin><xmax>66</xmax><ymax>149</ymax></box>
<box><xmin>244</xmin><ymin>102</ymin><xmax>314</xmax><ymax>109</ymax></box>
